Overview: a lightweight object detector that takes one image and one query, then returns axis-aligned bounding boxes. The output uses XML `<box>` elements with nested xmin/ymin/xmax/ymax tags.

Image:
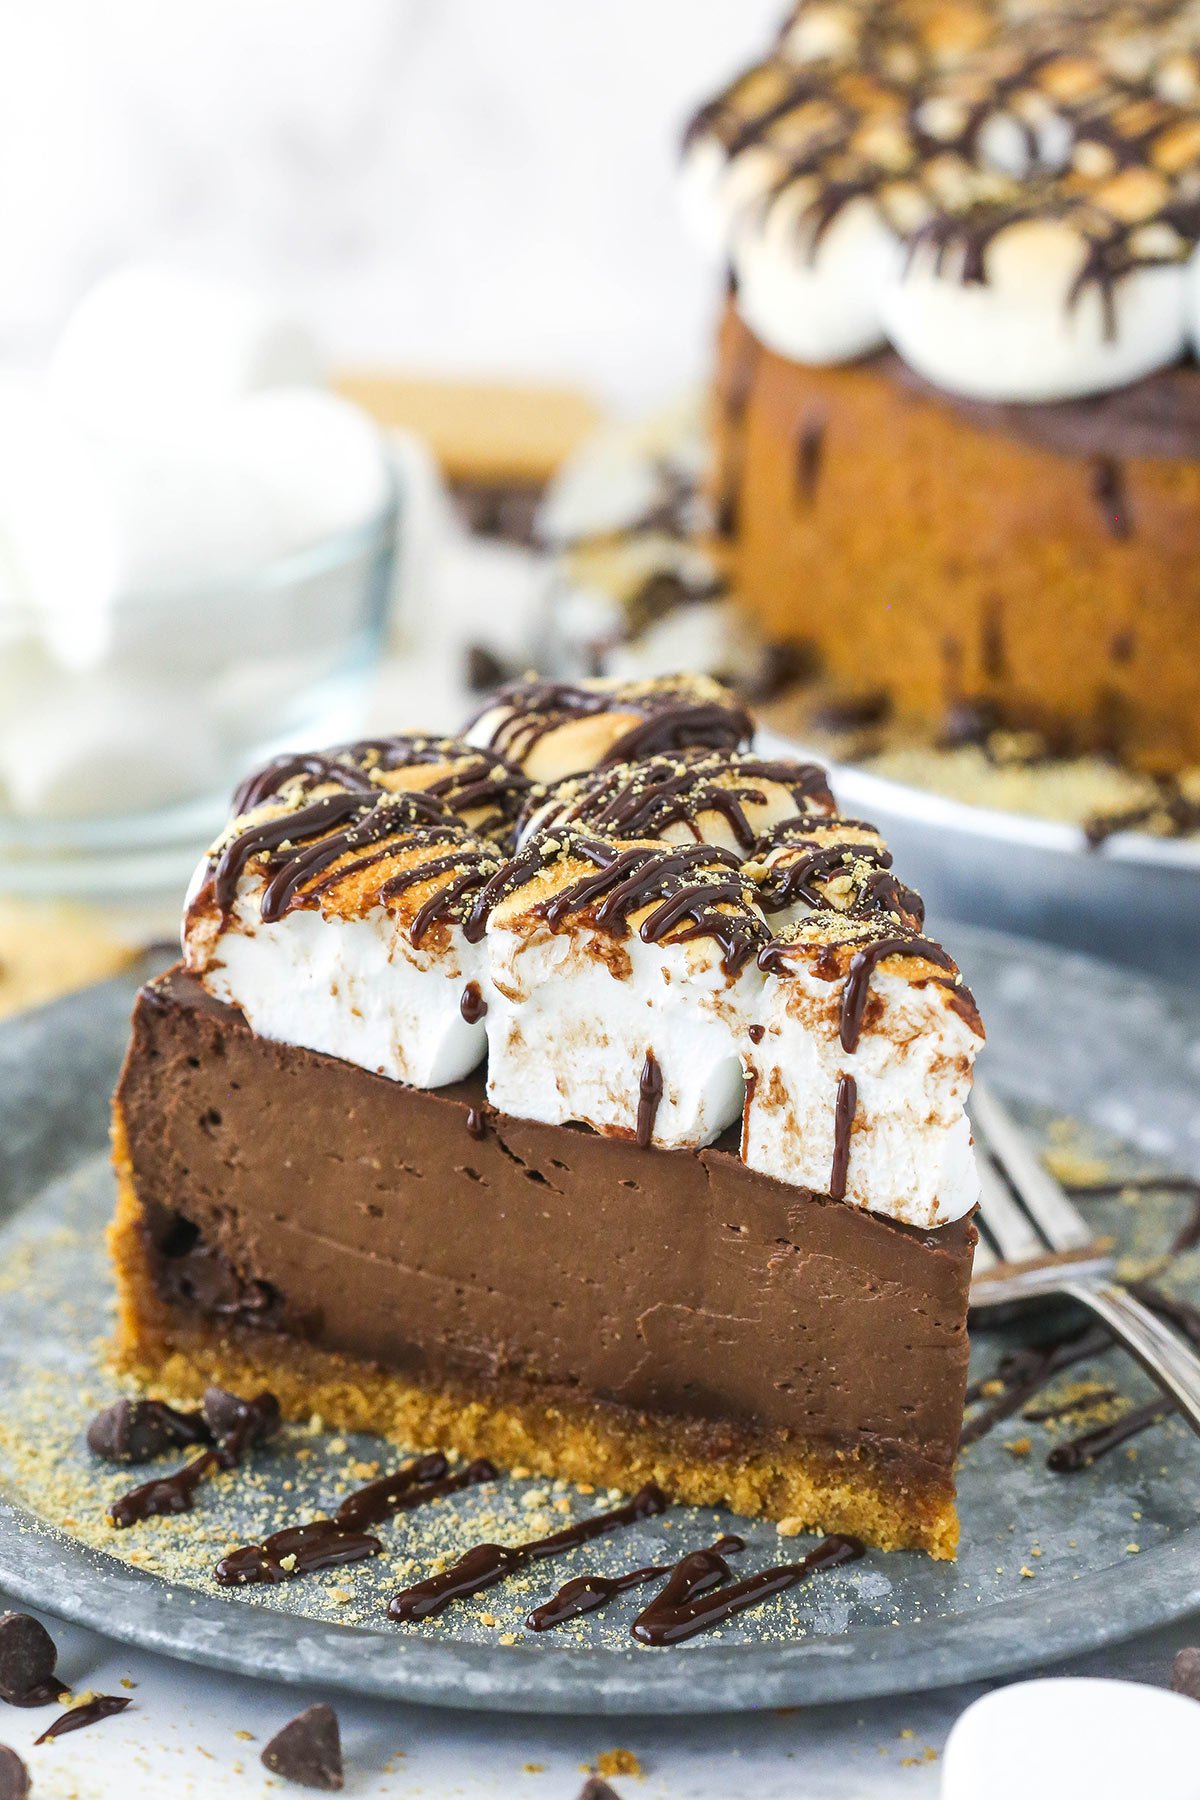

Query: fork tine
<box><xmin>971</xmin><ymin>1080</ymin><xmax>1095</xmax><ymax>1251</ymax></box>
<box><xmin>974</xmin><ymin>1152</ymin><xmax>1045</xmax><ymax>1264</ymax></box>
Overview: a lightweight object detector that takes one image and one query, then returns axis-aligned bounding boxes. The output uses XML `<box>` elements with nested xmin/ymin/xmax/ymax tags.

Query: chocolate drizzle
<box><xmin>830</xmin><ymin>1074</ymin><xmax>857</xmax><ymax>1202</ymax></box>
<box><xmin>388</xmin><ymin>1482</ymin><xmax>669</xmax><ymax>1623</ymax></box>
<box><xmin>636</xmin><ymin>1051</ymin><xmax>664</xmax><ymax>1149</ymax></box>
<box><xmin>630</xmin><ymin>1533</ymin><xmax>864</xmax><ymax>1646</ymax></box>
<box><xmin>34</xmin><ymin>1695</ymin><xmax>130</xmax><ymax>1744</ymax></box>
<box><xmin>335</xmin><ymin>1453</ymin><xmax>497</xmax><ymax>1531</ymax></box>
<box><xmin>215</xmin><ymin>1520</ymin><xmax>383</xmax><ymax>1587</ymax></box>
<box><xmin>231</xmin><ymin>736</ymin><xmax>529</xmax><ymax>842</ymax></box>
<box><xmin>466</xmin><ymin>832</ymin><xmax>768</xmax><ymax>977</ymax></box>
<box><xmin>760</xmin><ymin>929</ymin><xmax>959</xmax><ymax>1053</ymax></box>
<box><xmin>1046</xmin><ymin>1397</ymin><xmax>1175</xmax><ymax>1472</ymax></box>
<box><xmin>105</xmin><ymin>1387</ymin><xmax>279</xmax><ymax>1530</ymax></box>
<box><xmin>525</xmin><ymin>750</ymin><xmax>834</xmax><ymax>850</ymax></box>
<box><xmin>110</xmin><ymin>1449</ymin><xmax>220</xmax><ymax>1529</ymax></box>
<box><xmin>460</xmin><ymin>981</ymin><xmax>488</xmax><ymax>1024</ymax></box>
<box><xmin>463</xmin><ymin>678</ymin><xmax>753</xmax><ymax>772</ymax></box>
<box><xmin>526</xmin><ymin>1535</ymin><xmax>745</xmax><ymax>1632</ymax></box>
<box><xmin>215</xmin><ymin>1451</ymin><xmax>497</xmax><ymax>1583</ymax></box>
<box><xmin>751</xmin><ymin>823</ymin><xmax>925</xmax><ymax>929</ymax></box>
<box><xmin>837</xmin><ymin>935</ymin><xmax>956</xmax><ymax>1053</ymax></box>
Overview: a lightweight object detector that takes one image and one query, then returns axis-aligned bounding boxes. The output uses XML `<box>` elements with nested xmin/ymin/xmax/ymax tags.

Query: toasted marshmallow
<box><xmin>479</xmin><ymin>829</ymin><xmax>768</xmax><ymax>1149</ymax></box>
<box><xmin>462</xmin><ymin>674</ymin><xmax>752</xmax><ymax>785</ymax></box>
<box><xmin>231</xmin><ymin>733</ymin><xmax>528</xmax><ymax>848</ymax></box>
<box><xmin>733</xmin><ymin>187</ymin><xmax>903</xmax><ymax>364</ymax></box>
<box><xmin>184</xmin><ymin>781</ymin><xmax>500</xmax><ymax>1089</ymax></box>
<box><xmin>518</xmin><ymin>749</ymin><xmax>835</xmax><ymax>853</ymax></box>
<box><xmin>745</xmin><ymin>815</ymin><xmax>925</xmax><ymax>930</ymax></box>
<box><xmin>743</xmin><ymin>914</ymin><xmax>984</xmax><ymax>1227</ymax></box>
<box><xmin>884</xmin><ymin>211</ymin><xmax>1190</xmax><ymax>401</ymax></box>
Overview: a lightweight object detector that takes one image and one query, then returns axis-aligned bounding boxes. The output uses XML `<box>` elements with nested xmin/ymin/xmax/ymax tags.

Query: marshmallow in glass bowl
<box><xmin>0</xmin><ymin>266</ymin><xmax>397</xmax><ymax>888</ymax></box>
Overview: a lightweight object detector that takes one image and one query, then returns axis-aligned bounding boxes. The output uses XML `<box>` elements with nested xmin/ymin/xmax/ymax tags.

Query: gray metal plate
<box><xmin>0</xmin><ymin>931</ymin><xmax>1198</xmax><ymax>1715</ymax></box>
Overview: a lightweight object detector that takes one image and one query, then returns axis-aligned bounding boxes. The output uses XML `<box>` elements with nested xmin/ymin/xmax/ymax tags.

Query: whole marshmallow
<box><xmin>0</xmin><ymin>673</ymin><xmax>221</xmax><ymax>819</ymax></box>
<box><xmin>49</xmin><ymin>266</ymin><xmax>323</xmax><ymax>437</ymax></box>
<box><xmin>884</xmin><ymin>216</ymin><xmax>1189</xmax><ymax>401</ymax></box>
<box><xmin>941</xmin><ymin>1678</ymin><xmax>1200</xmax><ymax>1800</ymax></box>
<box><xmin>0</xmin><ymin>372</ymin><xmax>119</xmax><ymax>671</ymax></box>
<box><xmin>232</xmin><ymin>387</ymin><xmax>392</xmax><ymax>546</ymax></box>
<box><xmin>733</xmin><ymin>188</ymin><xmax>902</xmax><ymax>364</ymax></box>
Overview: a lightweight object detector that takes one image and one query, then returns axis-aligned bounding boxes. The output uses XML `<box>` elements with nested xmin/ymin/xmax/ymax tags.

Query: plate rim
<box><xmin>2</xmin><ymin>1495</ymin><xmax>1198</xmax><ymax>1716</ymax></box>
<box><xmin>756</xmin><ymin>728</ymin><xmax>1200</xmax><ymax>872</ymax></box>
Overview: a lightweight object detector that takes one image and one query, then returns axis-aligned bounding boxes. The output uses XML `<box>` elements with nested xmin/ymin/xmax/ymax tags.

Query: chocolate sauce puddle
<box><xmin>526</xmin><ymin>1535</ymin><xmax>744</xmax><ymax>1632</ymax></box>
<box><xmin>631</xmin><ymin>1533</ymin><xmax>864</xmax><ymax>1646</ymax></box>
<box><xmin>388</xmin><ymin>1482</ymin><xmax>668</xmax><ymax>1623</ymax></box>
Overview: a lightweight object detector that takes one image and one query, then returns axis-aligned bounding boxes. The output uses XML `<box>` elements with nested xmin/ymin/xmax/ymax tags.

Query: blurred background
<box><xmin>0</xmin><ymin>1</ymin><xmax>775</xmax><ymax>404</ymax></box>
<box><xmin>0</xmin><ymin>0</ymin><xmax>1195</xmax><ymax>1009</ymax></box>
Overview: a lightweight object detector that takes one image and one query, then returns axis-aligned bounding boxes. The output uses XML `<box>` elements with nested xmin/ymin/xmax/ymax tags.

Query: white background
<box><xmin>0</xmin><ymin>0</ymin><xmax>781</xmax><ymax>409</ymax></box>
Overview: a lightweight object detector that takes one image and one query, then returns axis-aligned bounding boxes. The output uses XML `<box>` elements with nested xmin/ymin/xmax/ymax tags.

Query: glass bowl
<box><xmin>0</xmin><ymin>473</ymin><xmax>397</xmax><ymax>898</ymax></box>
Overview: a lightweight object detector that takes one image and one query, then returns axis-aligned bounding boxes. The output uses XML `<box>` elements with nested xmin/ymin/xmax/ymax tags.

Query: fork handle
<box><xmin>1063</xmin><ymin>1278</ymin><xmax>1200</xmax><ymax>1436</ymax></box>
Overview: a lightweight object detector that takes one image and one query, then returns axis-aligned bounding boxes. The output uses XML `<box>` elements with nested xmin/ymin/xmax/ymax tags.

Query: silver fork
<box><xmin>969</xmin><ymin>1078</ymin><xmax>1200</xmax><ymax>1437</ymax></box>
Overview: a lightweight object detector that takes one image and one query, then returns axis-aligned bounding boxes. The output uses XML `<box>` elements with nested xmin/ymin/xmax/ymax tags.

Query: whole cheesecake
<box><xmin>111</xmin><ymin>674</ymin><xmax>983</xmax><ymax>1558</ymax></box>
<box><xmin>685</xmin><ymin>0</ymin><xmax>1200</xmax><ymax>774</ymax></box>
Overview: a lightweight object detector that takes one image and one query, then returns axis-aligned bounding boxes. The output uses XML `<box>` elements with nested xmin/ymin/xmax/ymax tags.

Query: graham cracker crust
<box><xmin>110</xmin><ymin>1106</ymin><xmax>958</xmax><ymax>1559</ymax></box>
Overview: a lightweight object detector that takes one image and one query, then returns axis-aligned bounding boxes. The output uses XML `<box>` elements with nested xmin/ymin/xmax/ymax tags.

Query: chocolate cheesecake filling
<box><xmin>112</xmin><ymin>970</ymin><xmax>973</xmax><ymax>1555</ymax></box>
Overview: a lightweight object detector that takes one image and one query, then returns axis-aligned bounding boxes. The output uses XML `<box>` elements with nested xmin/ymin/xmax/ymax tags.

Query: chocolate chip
<box><xmin>1172</xmin><ymin>1646</ymin><xmax>1200</xmax><ymax>1700</ymax></box>
<box><xmin>261</xmin><ymin>1703</ymin><xmax>343</xmax><ymax>1790</ymax></box>
<box><xmin>201</xmin><ymin>1387</ymin><xmax>281</xmax><ymax>1464</ymax></box>
<box><xmin>0</xmin><ymin>1746</ymin><xmax>29</xmax><ymax>1799</ymax></box>
<box><xmin>0</xmin><ymin>1614</ymin><xmax>57</xmax><ymax>1705</ymax></box>
<box><xmin>86</xmin><ymin>1397</ymin><xmax>210</xmax><ymax>1463</ymax></box>
<box><xmin>578</xmin><ymin>1780</ymin><xmax>624</xmax><ymax>1800</ymax></box>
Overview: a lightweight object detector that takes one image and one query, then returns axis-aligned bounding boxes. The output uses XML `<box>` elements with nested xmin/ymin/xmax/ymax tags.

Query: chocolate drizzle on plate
<box><xmin>1047</xmin><ymin>1397</ymin><xmax>1175</xmax><ymax>1472</ymax></box>
<box><xmin>636</xmin><ymin>1051</ymin><xmax>664</xmax><ymax>1150</ymax></box>
<box><xmin>388</xmin><ymin>1482</ymin><xmax>669</xmax><ymax>1623</ymax></box>
<box><xmin>335</xmin><ymin>1453</ymin><xmax>497</xmax><ymax>1532</ymax></box>
<box><xmin>630</xmin><ymin>1533</ymin><xmax>864</xmax><ymax>1646</ymax></box>
<box><xmin>215</xmin><ymin>1452</ymin><xmax>497</xmax><ymax>1584</ymax></box>
<box><xmin>103</xmin><ymin>1386</ymin><xmax>279</xmax><ymax>1530</ymax></box>
<box><xmin>34</xmin><ymin>1695</ymin><xmax>130</xmax><ymax>1744</ymax></box>
<box><xmin>215</xmin><ymin>1520</ymin><xmax>383</xmax><ymax>1587</ymax></box>
<box><xmin>526</xmin><ymin>1535</ymin><xmax>745</xmax><ymax>1632</ymax></box>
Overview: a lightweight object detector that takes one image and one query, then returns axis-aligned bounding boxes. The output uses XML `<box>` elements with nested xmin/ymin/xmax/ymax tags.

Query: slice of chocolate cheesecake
<box><xmin>112</xmin><ymin>674</ymin><xmax>982</xmax><ymax>1557</ymax></box>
